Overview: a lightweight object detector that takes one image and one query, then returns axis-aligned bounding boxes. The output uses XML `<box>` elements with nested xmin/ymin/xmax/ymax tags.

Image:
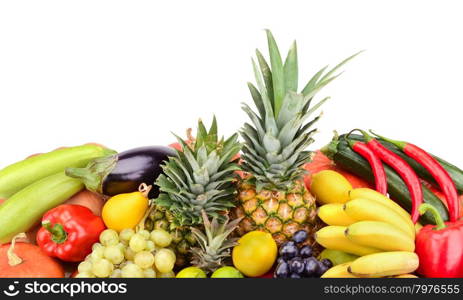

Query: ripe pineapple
<box><xmin>145</xmin><ymin>117</ymin><xmax>241</xmax><ymax>267</ymax></box>
<box><xmin>189</xmin><ymin>210</ymin><xmax>241</xmax><ymax>274</ymax></box>
<box><xmin>233</xmin><ymin>30</ymin><xmax>358</xmax><ymax>251</ymax></box>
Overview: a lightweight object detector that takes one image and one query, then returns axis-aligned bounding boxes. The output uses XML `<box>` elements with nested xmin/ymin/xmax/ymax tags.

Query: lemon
<box><xmin>310</xmin><ymin>170</ymin><xmax>352</xmax><ymax>204</ymax></box>
<box><xmin>232</xmin><ymin>231</ymin><xmax>277</xmax><ymax>277</ymax></box>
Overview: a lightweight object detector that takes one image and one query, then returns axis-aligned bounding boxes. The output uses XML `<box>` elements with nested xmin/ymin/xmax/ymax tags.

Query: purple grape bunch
<box><xmin>274</xmin><ymin>230</ymin><xmax>332</xmax><ymax>278</ymax></box>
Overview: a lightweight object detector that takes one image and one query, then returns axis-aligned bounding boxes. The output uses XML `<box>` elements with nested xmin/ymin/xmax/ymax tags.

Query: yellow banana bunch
<box><xmin>316</xmin><ymin>187</ymin><xmax>420</xmax><ymax>278</ymax></box>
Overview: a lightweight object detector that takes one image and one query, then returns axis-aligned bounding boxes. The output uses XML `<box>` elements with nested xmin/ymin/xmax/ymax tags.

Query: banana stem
<box><xmin>419</xmin><ymin>203</ymin><xmax>446</xmax><ymax>230</ymax></box>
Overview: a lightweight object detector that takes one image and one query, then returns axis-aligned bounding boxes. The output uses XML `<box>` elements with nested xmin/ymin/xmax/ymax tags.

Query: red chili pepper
<box><xmin>415</xmin><ymin>203</ymin><xmax>463</xmax><ymax>277</ymax></box>
<box><xmin>346</xmin><ymin>138</ymin><xmax>387</xmax><ymax>195</ymax></box>
<box><xmin>354</xmin><ymin>129</ymin><xmax>423</xmax><ymax>223</ymax></box>
<box><xmin>36</xmin><ymin>204</ymin><xmax>106</xmax><ymax>262</ymax></box>
<box><xmin>371</xmin><ymin>132</ymin><xmax>459</xmax><ymax>222</ymax></box>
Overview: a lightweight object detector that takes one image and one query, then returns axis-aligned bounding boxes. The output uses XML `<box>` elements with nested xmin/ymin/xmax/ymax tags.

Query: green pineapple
<box><xmin>233</xmin><ymin>30</ymin><xmax>359</xmax><ymax>250</ymax></box>
<box><xmin>145</xmin><ymin>117</ymin><xmax>241</xmax><ymax>267</ymax></box>
<box><xmin>189</xmin><ymin>210</ymin><xmax>241</xmax><ymax>274</ymax></box>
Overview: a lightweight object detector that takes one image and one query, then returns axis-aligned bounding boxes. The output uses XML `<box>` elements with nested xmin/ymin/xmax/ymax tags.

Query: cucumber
<box><xmin>322</xmin><ymin>137</ymin><xmax>449</xmax><ymax>225</ymax></box>
<box><xmin>0</xmin><ymin>144</ymin><xmax>115</xmax><ymax>199</ymax></box>
<box><xmin>0</xmin><ymin>172</ymin><xmax>83</xmax><ymax>244</ymax></box>
<box><xmin>344</xmin><ymin>134</ymin><xmax>463</xmax><ymax>193</ymax></box>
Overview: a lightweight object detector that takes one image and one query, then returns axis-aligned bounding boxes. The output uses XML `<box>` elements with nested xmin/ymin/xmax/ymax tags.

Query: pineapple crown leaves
<box><xmin>241</xmin><ymin>29</ymin><xmax>361</xmax><ymax>190</ymax></box>
<box><xmin>189</xmin><ymin>210</ymin><xmax>242</xmax><ymax>273</ymax></box>
<box><xmin>155</xmin><ymin>117</ymin><xmax>242</xmax><ymax>227</ymax></box>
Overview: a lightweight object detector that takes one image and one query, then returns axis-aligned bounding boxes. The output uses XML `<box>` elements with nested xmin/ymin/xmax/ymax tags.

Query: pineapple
<box><xmin>189</xmin><ymin>210</ymin><xmax>241</xmax><ymax>274</ymax></box>
<box><xmin>233</xmin><ymin>30</ymin><xmax>359</xmax><ymax>251</ymax></box>
<box><xmin>145</xmin><ymin>117</ymin><xmax>241</xmax><ymax>266</ymax></box>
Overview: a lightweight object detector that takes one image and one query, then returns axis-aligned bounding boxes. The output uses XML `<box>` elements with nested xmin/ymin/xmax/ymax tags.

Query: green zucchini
<box><xmin>344</xmin><ymin>133</ymin><xmax>463</xmax><ymax>193</ymax></box>
<box><xmin>0</xmin><ymin>172</ymin><xmax>83</xmax><ymax>244</ymax></box>
<box><xmin>322</xmin><ymin>136</ymin><xmax>449</xmax><ymax>225</ymax></box>
<box><xmin>0</xmin><ymin>144</ymin><xmax>115</xmax><ymax>199</ymax></box>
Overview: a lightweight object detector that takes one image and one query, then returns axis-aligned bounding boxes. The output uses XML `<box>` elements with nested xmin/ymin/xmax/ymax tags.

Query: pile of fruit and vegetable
<box><xmin>2</xmin><ymin>30</ymin><xmax>463</xmax><ymax>279</ymax></box>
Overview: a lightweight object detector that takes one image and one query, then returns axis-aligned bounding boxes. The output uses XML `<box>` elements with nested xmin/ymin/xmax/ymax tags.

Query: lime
<box><xmin>176</xmin><ymin>267</ymin><xmax>207</xmax><ymax>278</ymax></box>
<box><xmin>211</xmin><ymin>266</ymin><xmax>244</xmax><ymax>278</ymax></box>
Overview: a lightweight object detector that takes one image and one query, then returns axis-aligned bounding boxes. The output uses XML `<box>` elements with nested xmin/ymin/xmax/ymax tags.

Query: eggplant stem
<box><xmin>138</xmin><ymin>183</ymin><xmax>153</xmax><ymax>198</ymax></box>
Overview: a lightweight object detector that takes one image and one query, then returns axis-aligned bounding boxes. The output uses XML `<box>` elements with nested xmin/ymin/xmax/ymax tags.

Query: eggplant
<box><xmin>65</xmin><ymin>146</ymin><xmax>176</xmax><ymax>198</ymax></box>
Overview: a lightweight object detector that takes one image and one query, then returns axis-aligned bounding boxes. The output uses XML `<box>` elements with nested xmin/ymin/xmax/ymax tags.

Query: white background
<box><xmin>1</xmin><ymin>0</ymin><xmax>462</xmax><ymax>169</ymax></box>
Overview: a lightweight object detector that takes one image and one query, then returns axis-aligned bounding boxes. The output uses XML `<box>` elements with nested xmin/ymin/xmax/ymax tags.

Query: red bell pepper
<box><xmin>36</xmin><ymin>204</ymin><xmax>105</xmax><ymax>262</ymax></box>
<box><xmin>415</xmin><ymin>203</ymin><xmax>463</xmax><ymax>278</ymax></box>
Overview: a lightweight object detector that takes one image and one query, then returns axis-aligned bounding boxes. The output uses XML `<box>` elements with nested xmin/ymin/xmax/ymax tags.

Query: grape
<box><xmin>92</xmin><ymin>258</ymin><xmax>114</xmax><ymax>278</ymax></box>
<box><xmin>92</xmin><ymin>243</ymin><xmax>104</xmax><ymax>251</ymax></box>
<box><xmin>119</xmin><ymin>228</ymin><xmax>135</xmax><ymax>242</ymax></box>
<box><xmin>75</xmin><ymin>272</ymin><xmax>95</xmax><ymax>278</ymax></box>
<box><xmin>275</xmin><ymin>261</ymin><xmax>289</xmax><ymax>278</ymax></box>
<box><xmin>110</xmin><ymin>269</ymin><xmax>122</xmax><ymax>278</ymax></box>
<box><xmin>124</xmin><ymin>247</ymin><xmax>136</xmax><ymax>261</ymax></box>
<box><xmin>134</xmin><ymin>251</ymin><xmax>155</xmax><ymax>269</ymax></box>
<box><xmin>100</xmin><ymin>229</ymin><xmax>119</xmax><ymax>246</ymax></box>
<box><xmin>116</xmin><ymin>242</ymin><xmax>126</xmax><ymax>251</ymax></box>
<box><xmin>143</xmin><ymin>268</ymin><xmax>156</xmax><ymax>278</ymax></box>
<box><xmin>299</xmin><ymin>245</ymin><xmax>313</xmax><ymax>258</ymax></box>
<box><xmin>292</xmin><ymin>230</ymin><xmax>308</xmax><ymax>243</ymax></box>
<box><xmin>77</xmin><ymin>261</ymin><xmax>93</xmax><ymax>274</ymax></box>
<box><xmin>121</xmin><ymin>263</ymin><xmax>144</xmax><ymax>278</ymax></box>
<box><xmin>138</xmin><ymin>230</ymin><xmax>151</xmax><ymax>240</ymax></box>
<box><xmin>145</xmin><ymin>240</ymin><xmax>155</xmax><ymax>252</ymax></box>
<box><xmin>279</xmin><ymin>242</ymin><xmax>298</xmax><ymax>260</ymax></box>
<box><xmin>84</xmin><ymin>254</ymin><xmax>92</xmax><ymax>262</ymax></box>
<box><xmin>104</xmin><ymin>245</ymin><xmax>125</xmax><ymax>264</ymax></box>
<box><xmin>129</xmin><ymin>234</ymin><xmax>147</xmax><ymax>252</ymax></box>
<box><xmin>150</xmin><ymin>229</ymin><xmax>173</xmax><ymax>248</ymax></box>
<box><xmin>154</xmin><ymin>249</ymin><xmax>176</xmax><ymax>273</ymax></box>
<box><xmin>90</xmin><ymin>245</ymin><xmax>105</xmax><ymax>261</ymax></box>
<box><xmin>157</xmin><ymin>271</ymin><xmax>175</xmax><ymax>278</ymax></box>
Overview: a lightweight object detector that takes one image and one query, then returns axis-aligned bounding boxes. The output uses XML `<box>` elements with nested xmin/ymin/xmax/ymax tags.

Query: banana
<box><xmin>343</xmin><ymin>198</ymin><xmax>415</xmax><ymax>239</ymax></box>
<box><xmin>318</xmin><ymin>203</ymin><xmax>356</xmax><ymax>226</ymax></box>
<box><xmin>349</xmin><ymin>188</ymin><xmax>414</xmax><ymax>234</ymax></box>
<box><xmin>348</xmin><ymin>251</ymin><xmax>419</xmax><ymax>278</ymax></box>
<box><xmin>345</xmin><ymin>221</ymin><xmax>415</xmax><ymax>252</ymax></box>
<box><xmin>392</xmin><ymin>274</ymin><xmax>419</xmax><ymax>278</ymax></box>
<box><xmin>315</xmin><ymin>226</ymin><xmax>381</xmax><ymax>256</ymax></box>
<box><xmin>321</xmin><ymin>263</ymin><xmax>358</xmax><ymax>278</ymax></box>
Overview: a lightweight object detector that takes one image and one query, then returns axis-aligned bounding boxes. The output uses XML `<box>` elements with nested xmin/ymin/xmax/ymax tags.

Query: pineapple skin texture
<box><xmin>145</xmin><ymin>206</ymin><xmax>196</xmax><ymax>268</ymax></box>
<box><xmin>233</xmin><ymin>179</ymin><xmax>323</xmax><ymax>252</ymax></box>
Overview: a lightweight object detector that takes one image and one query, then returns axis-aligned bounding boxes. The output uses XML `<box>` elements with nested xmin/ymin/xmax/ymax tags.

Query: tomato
<box><xmin>310</xmin><ymin>170</ymin><xmax>352</xmax><ymax>204</ymax></box>
<box><xmin>232</xmin><ymin>231</ymin><xmax>277</xmax><ymax>277</ymax></box>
